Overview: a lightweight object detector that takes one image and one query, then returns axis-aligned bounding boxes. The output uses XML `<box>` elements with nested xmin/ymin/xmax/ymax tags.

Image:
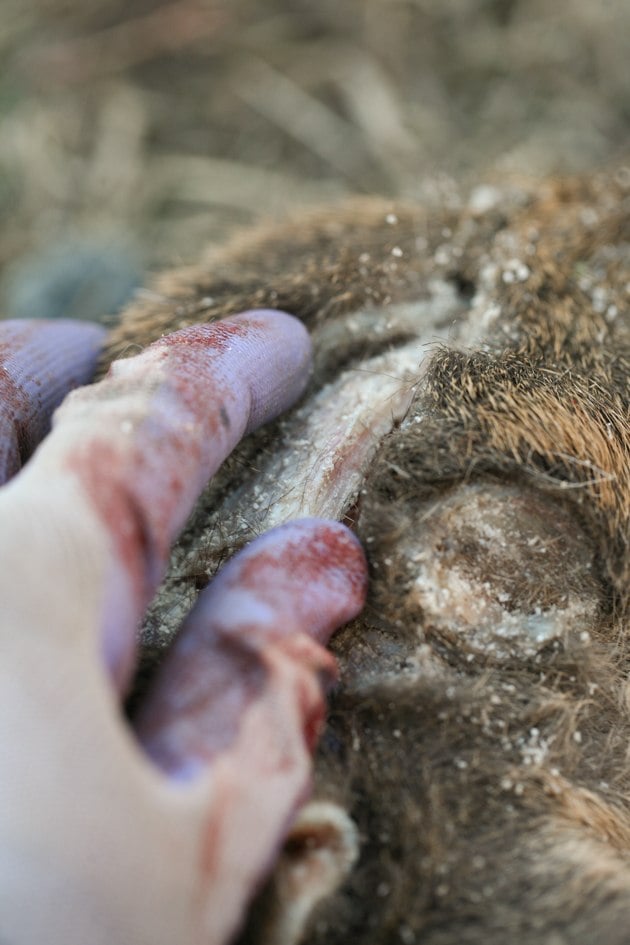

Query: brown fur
<box><xmin>104</xmin><ymin>163</ymin><xmax>630</xmax><ymax>943</ymax></box>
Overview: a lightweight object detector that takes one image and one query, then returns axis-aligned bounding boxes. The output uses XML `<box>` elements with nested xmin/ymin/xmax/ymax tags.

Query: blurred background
<box><xmin>0</xmin><ymin>0</ymin><xmax>628</xmax><ymax>322</ymax></box>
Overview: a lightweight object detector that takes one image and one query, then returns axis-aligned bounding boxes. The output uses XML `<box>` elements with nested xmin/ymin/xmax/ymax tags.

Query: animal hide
<box><xmin>104</xmin><ymin>162</ymin><xmax>630</xmax><ymax>944</ymax></box>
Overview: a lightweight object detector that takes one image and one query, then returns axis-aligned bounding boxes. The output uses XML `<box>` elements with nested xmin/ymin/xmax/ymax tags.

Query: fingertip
<box><xmin>216</xmin><ymin>518</ymin><xmax>369</xmax><ymax>643</ymax></box>
<box><xmin>134</xmin><ymin>518</ymin><xmax>368</xmax><ymax>778</ymax></box>
<box><xmin>0</xmin><ymin>319</ymin><xmax>106</xmax><ymax>481</ymax></box>
<box><xmin>219</xmin><ymin>309</ymin><xmax>312</xmax><ymax>435</ymax></box>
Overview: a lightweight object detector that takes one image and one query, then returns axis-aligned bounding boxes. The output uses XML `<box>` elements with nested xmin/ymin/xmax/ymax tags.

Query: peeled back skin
<box><xmin>104</xmin><ymin>164</ymin><xmax>630</xmax><ymax>945</ymax></box>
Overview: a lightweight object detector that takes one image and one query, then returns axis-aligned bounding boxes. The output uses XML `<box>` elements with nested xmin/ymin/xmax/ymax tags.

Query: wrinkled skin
<box><xmin>0</xmin><ymin>313</ymin><xmax>367</xmax><ymax>945</ymax></box>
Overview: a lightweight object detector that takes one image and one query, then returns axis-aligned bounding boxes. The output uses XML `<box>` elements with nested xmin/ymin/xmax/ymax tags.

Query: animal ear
<box><xmin>247</xmin><ymin>801</ymin><xmax>359</xmax><ymax>945</ymax></box>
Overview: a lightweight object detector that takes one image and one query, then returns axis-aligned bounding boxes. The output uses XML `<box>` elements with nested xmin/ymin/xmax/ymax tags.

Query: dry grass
<box><xmin>0</xmin><ymin>0</ymin><xmax>628</xmax><ymax>318</ymax></box>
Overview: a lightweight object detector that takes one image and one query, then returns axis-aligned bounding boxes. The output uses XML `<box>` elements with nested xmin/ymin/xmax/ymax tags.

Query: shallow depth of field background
<box><xmin>0</xmin><ymin>0</ymin><xmax>628</xmax><ymax>322</ymax></box>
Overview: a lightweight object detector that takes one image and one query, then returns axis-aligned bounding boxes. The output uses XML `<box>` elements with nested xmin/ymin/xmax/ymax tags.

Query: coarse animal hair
<box><xmin>104</xmin><ymin>162</ymin><xmax>630</xmax><ymax>944</ymax></box>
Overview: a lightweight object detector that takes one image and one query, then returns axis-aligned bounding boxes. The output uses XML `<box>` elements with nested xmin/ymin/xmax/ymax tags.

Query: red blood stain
<box><xmin>71</xmin><ymin>438</ymin><xmax>150</xmax><ymax>607</ymax></box>
<box><xmin>65</xmin><ymin>310</ymin><xmax>301</xmax><ymax>585</ymax></box>
<box><xmin>65</xmin><ymin>336</ymin><xmax>241</xmax><ymax>621</ymax></box>
<box><xmin>237</xmin><ymin>524</ymin><xmax>369</xmax><ymax>610</ymax></box>
<box><xmin>70</xmin><ymin>427</ymin><xmax>206</xmax><ymax>609</ymax></box>
<box><xmin>160</xmin><ymin>319</ymin><xmax>250</xmax><ymax>351</ymax></box>
<box><xmin>301</xmin><ymin>692</ymin><xmax>327</xmax><ymax>755</ymax></box>
<box><xmin>276</xmin><ymin>633</ymin><xmax>337</xmax><ymax>752</ymax></box>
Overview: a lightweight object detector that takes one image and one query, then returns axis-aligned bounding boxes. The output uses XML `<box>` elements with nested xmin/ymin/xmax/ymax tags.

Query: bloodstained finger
<box><xmin>134</xmin><ymin>519</ymin><xmax>367</xmax><ymax>944</ymax></box>
<box><xmin>26</xmin><ymin>310</ymin><xmax>312</xmax><ymax>685</ymax></box>
<box><xmin>0</xmin><ymin>319</ymin><xmax>105</xmax><ymax>483</ymax></box>
<box><xmin>135</xmin><ymin>518</ymin><xmax>369</xmax><ymax>779</ymax></box>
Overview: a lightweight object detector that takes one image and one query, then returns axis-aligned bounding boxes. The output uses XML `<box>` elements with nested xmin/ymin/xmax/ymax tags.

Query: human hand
<box><xmin>0</xmin><ymin>311</ymin><xmax>368</xmax><ymax>945</ymax></box>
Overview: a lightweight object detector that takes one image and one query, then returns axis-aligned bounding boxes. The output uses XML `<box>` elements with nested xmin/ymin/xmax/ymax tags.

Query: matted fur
<box><xmin>104</xmin><ymin>164</ymin><xmax>630</xmax><ymax>944</ymax></box>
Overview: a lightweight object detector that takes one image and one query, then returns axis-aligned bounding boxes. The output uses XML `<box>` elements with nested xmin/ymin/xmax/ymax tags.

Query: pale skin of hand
<box><xmin>0</xmin><ymin>313</ymin><xmax>368</xmax><ymax>945</ymax></box>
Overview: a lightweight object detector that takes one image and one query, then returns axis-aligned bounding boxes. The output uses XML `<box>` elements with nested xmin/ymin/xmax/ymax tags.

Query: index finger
<box><xmin>1</xmin><ymin>310</ymin><xmax>312</xmax><ymax>689</ymax></box>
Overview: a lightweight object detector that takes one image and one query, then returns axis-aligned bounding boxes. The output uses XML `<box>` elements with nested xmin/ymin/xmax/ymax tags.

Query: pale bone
<box><xmin>155</xmin><ymin>288</ymin><xmax>481</xmax><ymax>644</ymax></box>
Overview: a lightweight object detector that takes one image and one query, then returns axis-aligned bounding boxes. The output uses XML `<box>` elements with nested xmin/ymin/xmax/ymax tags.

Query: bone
<box><xmin>136</xmin><ymin>296</ymin><xmax>467</xmax><ymax>652</ymax></box>
<box><xmin>228</xmin><ymin>294</ymin><xmax>461</xmax><ymax>529</ymax></box>
<box><xmin>135</xmin><ymin>519</ymin><xmax>367</xmax><ymax>779</ymax></box>
<box><xmin>0</xmin><ymin>319</ymin><xmax>105</xmax><ymax>483</ymax></box>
